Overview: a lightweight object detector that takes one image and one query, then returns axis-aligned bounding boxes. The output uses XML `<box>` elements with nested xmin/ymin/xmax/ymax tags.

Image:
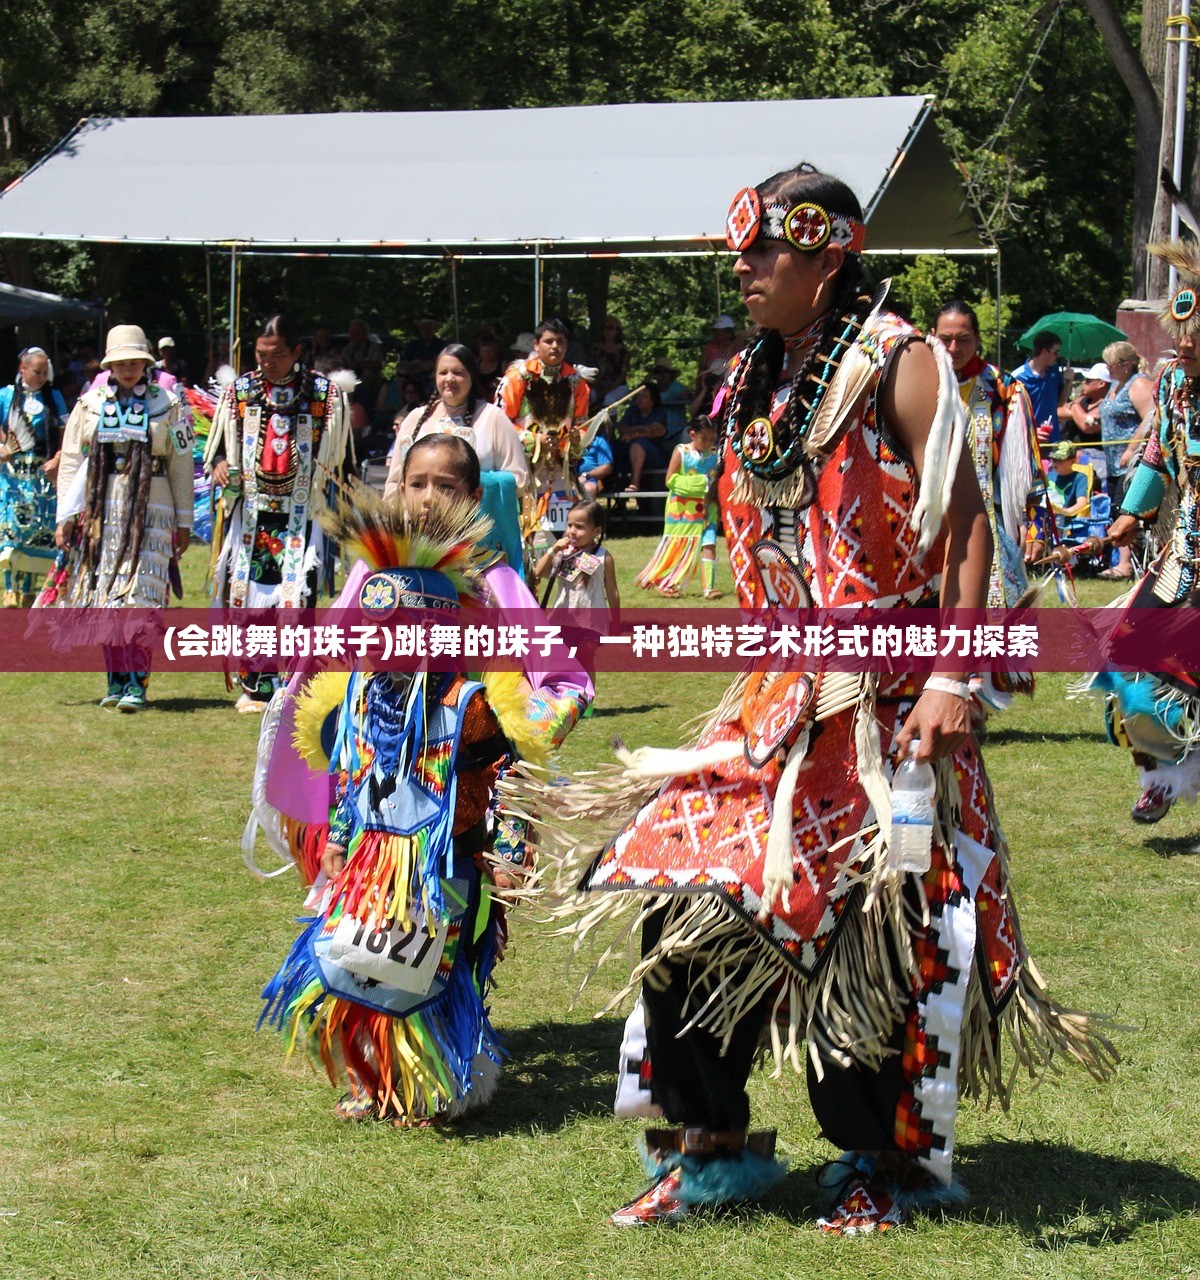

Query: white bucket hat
<box><xmin>101</xmin><ymin>324</ymin><xmax>155</xmax><ymax>368</ymax></box>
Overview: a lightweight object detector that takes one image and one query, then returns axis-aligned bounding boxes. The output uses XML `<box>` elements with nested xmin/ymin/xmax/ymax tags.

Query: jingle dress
<box><xmin>0</xmin><ymin>380</ymin><xmax>65</xmax><ymax>605</ymax></box>
<box><xmin>522</xmin><ymin>300</ymin><xmax>1115</xmax><ymax>1209</ymax></box>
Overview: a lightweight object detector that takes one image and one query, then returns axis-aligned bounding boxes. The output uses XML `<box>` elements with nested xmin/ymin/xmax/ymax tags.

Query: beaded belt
<box><xmin>112</xmin><ymin>453</ymin><xmax>167</xmax><ymax>476</ymax></box>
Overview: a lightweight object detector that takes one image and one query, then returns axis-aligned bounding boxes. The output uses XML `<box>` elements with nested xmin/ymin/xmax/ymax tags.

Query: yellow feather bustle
<box><xmin>481</xmin><ymin>670</ymin><xmax>550</xmax><ymax>770</ymax></box>
<box><xmin>292</xmin><ymin>671</ymin><xmax>352</xmax><ymax>770</ymax></box>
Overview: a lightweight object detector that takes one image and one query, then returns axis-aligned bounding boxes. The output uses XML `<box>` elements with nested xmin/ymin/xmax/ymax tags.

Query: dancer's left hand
<box><xmin>320</xmin><ymin>842</ymin><xmax>347</xmax><ymax>880</ymax></box>
<box><xmin>894</xmin><ymin>689</ymin><xmax>971</xmax><ymax>762</ymax></box>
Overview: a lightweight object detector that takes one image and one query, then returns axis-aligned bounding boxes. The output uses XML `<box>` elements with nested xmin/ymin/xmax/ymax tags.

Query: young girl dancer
<box><xmin>636</xmin><ymin>418</ymin><xmax>722</xmax><ymax>599</ymax></box>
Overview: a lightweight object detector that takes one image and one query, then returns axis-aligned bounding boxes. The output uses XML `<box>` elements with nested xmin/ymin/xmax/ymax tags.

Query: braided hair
<box><xmin>7</xmin><ymin>349</ymin><xmax>62</xmax><ymax>455</ymax></box>
<box><xmin>80</xmin><ymin>368</ymin><xmax>155</xmax><ymax>596</ymax></box>
<box><xmin>722</xmin><ymin>164</ymin><xmax>869</xmax><ymax>462</ymax></box>
<box><xmin>416</xmin><ymin>343</ymin><xmax>485</xmax><ymax>431</ymax></box>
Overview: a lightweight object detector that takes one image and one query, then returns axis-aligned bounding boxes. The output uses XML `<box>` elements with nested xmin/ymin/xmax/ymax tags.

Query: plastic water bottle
<box><xmin>889</xmin><ymin>743</ymin><xmax>936</xmax><ymax>874</ymax></box>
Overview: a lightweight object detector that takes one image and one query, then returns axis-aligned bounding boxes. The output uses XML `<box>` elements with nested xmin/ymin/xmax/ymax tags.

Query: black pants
<box><xmin>640</xmin><ymin>906</ymin><xmax>771</xmax><ymax>1132</ymax></box>
<box><xmin>641</xmin><ymin>902</ymin><xmax>909</xmax><ymax>1151</ymax></box>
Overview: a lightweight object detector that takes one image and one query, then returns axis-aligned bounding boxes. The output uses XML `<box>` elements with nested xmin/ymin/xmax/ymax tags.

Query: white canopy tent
<box><xmin>0</xmin><ymin>281</ymin><xmax>102</xmax><ymax>326</ymax></box>
<box><xmin>0</xmin><ymin>96</ymin><xmax>988</xmax><ymax>346</ymax></box>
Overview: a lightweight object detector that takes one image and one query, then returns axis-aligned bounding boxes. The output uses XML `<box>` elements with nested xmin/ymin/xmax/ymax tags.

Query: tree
<box><xmin>1083</xmin><ymin>0</ymin><xmax>1169</xmax><ymax>299</ymax></box>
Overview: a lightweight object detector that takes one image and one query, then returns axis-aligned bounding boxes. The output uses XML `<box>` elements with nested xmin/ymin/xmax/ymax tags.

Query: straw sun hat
<box><xmin>100</xmin><ymin>325</ymin><xmax>155</xmax><ymax>368</ymax></box>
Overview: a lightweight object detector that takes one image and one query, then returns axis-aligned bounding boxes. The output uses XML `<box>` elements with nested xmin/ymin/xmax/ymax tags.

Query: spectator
<box><xmin>474</xmin><ymin>327</ymin><xmax>506</xmax><ymax>401</ymax></box>
<box><xmin>377</xmin><ymin>369</ymin><xmax>422</xmax><ymax>429</ymax></box>
<box><xmin>1025</xmin><ymin>442</ymin><xmax>1091</xmax><ymax>564</ymax></box>
<box><xmin>1100</xmin><ymin>339</ymin><xmax>1153</xmax><ymax>581</ymax></box>
<box><xmin>1064</xmin><ymin>362</ymin><xmax>1111</xmax><ymax>479</ymax></box>
<box><xmin>340</xmin><ymin>319</ymin><xmax>383</xmax><ymax>375</ymax></box>
<box><xmin>66</xmin><ymin>343</ymin><xmax>96</xmax><ymax>383</ymax></box>
<box><xmin>203</xmin><ymin>335</ymin><xmax>231</xmax><ymax>383</ymax></box>
<box><xmin>578</xmin><ymin>421</ymin><xmax>615</xmax><ymax>496</ymax></box>
<box><xmin>617</xmin><ymin>381</ymin><xmax>668</xmax><ymax>492</ymax></box>
<box><xmin>510</xmin><ymin>330</ymin><xmax>535</xmax><ymax>360</ymax></box>
<box><xmin>401</xmin><ymin>317</ymin><xmax>446</xmax><ymax>394</ymax></box>
<box><xmin>563</xmin><ymin>317</ymin><xmax>589</xmax><ymax>367</ymax></box>
<box><xmin>602</xmin><ymin>378</ymin><xmax>631</xmax><ymax>409</ymax></box>
<box><xmin>156</xmin><ymin>336</ymin><xmax>188</xmax><ymax>384</ymax></box>
<box><xmin>648</xmin><ymin>358</ymin><xmax>689</xmax><ymax>440</ymax></box>
<box><xmin>690</xmin><ymin>366</ymin><xmax>724</xmax><ymax>421</ymax></box>
<box><xmin>589</xmin><ymin>314</ymin><xmax>630</xmax><ymax>406</ymax></box>
<box><xmin>1011</xmin><ymin>330</ymin><xmax>1067</xmax><ymax>444</ymax></box>
<box><xmin>701</xmin><ymin>314</ymin><xmax>738</xmax><ymax>373</ymax></box>
<box><xmin>307</xmin><ymin>324</ymin><xmax>335</xmax><ymax>366</ymax></box>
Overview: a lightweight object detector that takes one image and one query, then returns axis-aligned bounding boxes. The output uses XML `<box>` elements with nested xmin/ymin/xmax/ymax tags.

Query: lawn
<box><xmin>2</xmin><ymin>538</ymin><xmax>1198</xmax><ymax>1279</ymax></box>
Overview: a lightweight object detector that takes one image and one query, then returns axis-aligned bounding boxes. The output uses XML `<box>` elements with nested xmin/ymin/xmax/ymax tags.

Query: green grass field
<box><xmin>3</xmin><ymin>540</ymin><xmax>1199</xmax><ymax>1279</ymax></box>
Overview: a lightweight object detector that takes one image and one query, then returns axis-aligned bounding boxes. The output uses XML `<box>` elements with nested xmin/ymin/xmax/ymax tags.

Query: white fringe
<box><xmin>760</xmin><ymin>730</ymin><xmax>810</xmax><ymax>914</ymax></box>
<box><xmin>614</xmin><ymin>738</ymin><xmax>743</xmax><ymax>781</ymax></box>
<box><xmin>911</xmin><ymin>335</ymin><xmax>966</xmax><ymax>557</ymax></box>
<box><xmin>997</xmin><ymin>384</ymin><xmax>1035</xmax><ymax>551</ymax></box>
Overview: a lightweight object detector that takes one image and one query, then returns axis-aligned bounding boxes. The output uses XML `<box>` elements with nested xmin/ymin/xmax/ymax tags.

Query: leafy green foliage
<box><xmin>0</xmin><ymin>1</ymin><xmax>1153</xmax><ymax>358</ymax></box>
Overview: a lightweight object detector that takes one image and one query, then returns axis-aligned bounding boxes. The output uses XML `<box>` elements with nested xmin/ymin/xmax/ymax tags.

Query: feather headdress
<box><xmin>318</xmin><ymin>480</ymin><xmax>494</xmax><ymax>603</ymax></box>
<box><xmin>1149</xmin><ymin>238</ymin><xmax>1200</xmax><ymax>339</ymax></box>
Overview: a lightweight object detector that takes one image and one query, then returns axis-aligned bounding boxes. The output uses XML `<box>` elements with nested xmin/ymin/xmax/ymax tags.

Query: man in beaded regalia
<box><xmin>514</xmin><ymin>164</ymin><xmax>1117</xmax><ymax>1232</ymax></box>
<box><xmin>204</xmin><ymin>315</ymin><xmax>352</xmax><ymax>713</ymax></box>
<box><xmin>495</xmin><ymin>317</ymin><xmax>590</xmax><ymax>572</ymax></box>
<box><xmin>1099</xmin><ymin>239</ymin><xmax>1200</xmax><ymax>824</ymax></box>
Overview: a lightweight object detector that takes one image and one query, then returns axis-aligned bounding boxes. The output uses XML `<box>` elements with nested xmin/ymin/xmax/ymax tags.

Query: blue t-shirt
<box><xmin>579</xmin><ymin>431</ymin><xmax>613</xmax><ymax>475</ymax></box>
<box><xmin>0</xmin><ymin>384</ymin><xmax>68</xmax><ymax>449</ymax></box>
<box><xmin>1048</xmin><ymin>467</ymin><xmax>1089</xmax><ymax>511</ymax></box>
<box><xmin>1011</xmin><ymin>360</ymin><xmax>1063</xmax><ymax>441</ymax></box>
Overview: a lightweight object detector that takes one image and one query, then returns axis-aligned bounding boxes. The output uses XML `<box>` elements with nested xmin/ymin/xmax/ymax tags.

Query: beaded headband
<box><xmin>725</xmin><ymin>186</ymin><xmax>866</xmax><ymax>256</ymax></box>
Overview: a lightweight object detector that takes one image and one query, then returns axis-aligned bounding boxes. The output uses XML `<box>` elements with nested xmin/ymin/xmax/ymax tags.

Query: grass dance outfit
<box><xmin>255</xmin><ymin>488</ymin><xmax>592</xmax><ymax>1124</ymax></box>
<box><xmin>516</xmin><ymin>288</ymin><xmax>1116</xmax><ymax>1230</ymax></box>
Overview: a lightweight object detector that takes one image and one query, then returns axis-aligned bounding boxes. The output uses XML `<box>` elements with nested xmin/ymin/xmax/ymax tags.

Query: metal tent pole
<box><xmin>228</xmin><ymin>243</ymin><xmax>239</xmax><ymax>371</ymax></box>
<box><xmin>996</xmin><ymin>244</ymin><xmax>1003</xmax><ymax>368</ymax></box>
<box><xmin>205</xmin><ymin>251</ymin><xmax>213</xmax><ymax>372</ymax></box>
<box><xmin>1169</xmin><ymin>0</ymin><xmax>1193</xmax><ymax>294</ymax></box>
<box><xmin>534</xmin><ymin>242</ymin><xmax>542</xmax><ymax>325</ymax></box>
<box><xmin>449</xmin><ymin>254</ymin><xmax>460</xmax><ymax>341</ymax></box>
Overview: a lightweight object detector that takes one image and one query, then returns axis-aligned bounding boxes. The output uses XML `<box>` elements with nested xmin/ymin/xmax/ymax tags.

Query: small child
<box><xmin>636</xmin><ymin>418</ymin><xmax>722</xmax><ymax>599</ymax></box>
<box><xmin>257</xmin><ymin>434</ymin><xmax>592</xmax><ymax>1130</ymax></box>
<box><xmin>535</xmin><ymin>498</ymin><xmax>620</xmax><ymax>618</ymax></box>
